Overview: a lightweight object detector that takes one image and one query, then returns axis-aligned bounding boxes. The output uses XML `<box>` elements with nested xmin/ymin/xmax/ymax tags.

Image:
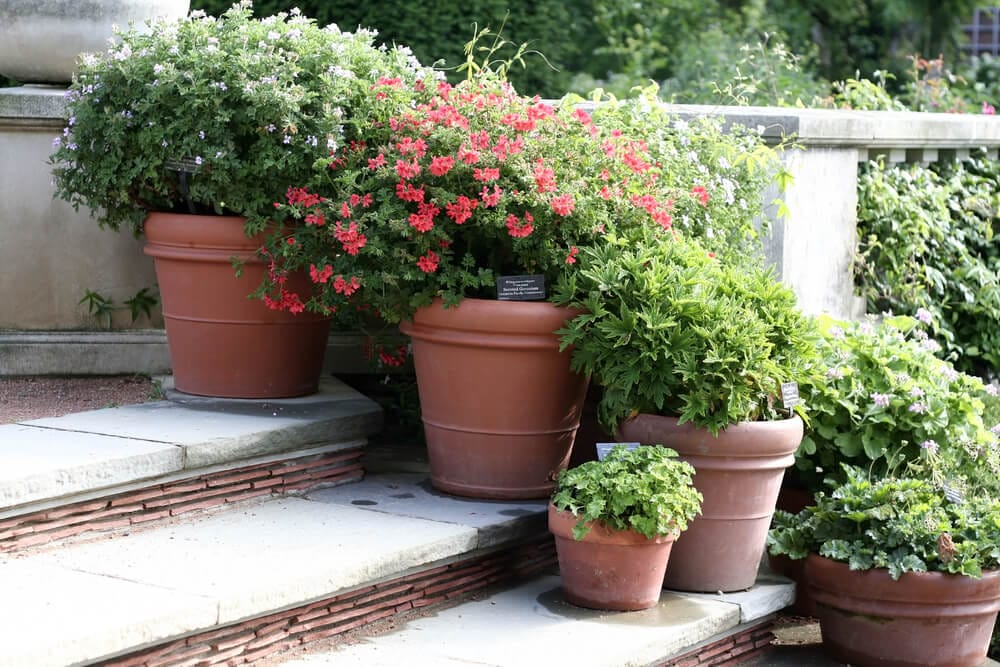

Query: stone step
<box><xmin>0</xmin><ymin>377</ymin><xmax>382</xmax><ymax>551</ymax></box>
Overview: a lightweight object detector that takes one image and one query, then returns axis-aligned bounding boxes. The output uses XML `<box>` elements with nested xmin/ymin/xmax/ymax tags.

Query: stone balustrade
<box><xmin>3</xmin><ymin>86</ymin><xmax>1000</xmax><ymax>374</ymax></box>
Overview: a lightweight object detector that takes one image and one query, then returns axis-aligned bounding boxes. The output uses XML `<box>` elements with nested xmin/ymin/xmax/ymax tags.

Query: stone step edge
<box><xmin>96</xmin><ymin>535</ymin><xmax>558</xmax><ymax>667</ymax></box>
<box><xmin>0</xmin><ymin>444</ymin><xmax>365</xmax><ymax>553</ymax></box>
<box><xmin>663</xmin><ymin>617</ymin><xmax>777</xmax><ymax>667</ymax></box>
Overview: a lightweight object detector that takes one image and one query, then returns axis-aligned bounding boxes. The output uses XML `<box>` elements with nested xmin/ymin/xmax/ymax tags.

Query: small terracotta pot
<box><xmin>144</xmin><ymin>213</ymin><xmax>331</xmax><ymax>398</ymax></box>
<box><xmin>617</xmin><ymin>413</ymin><xmax>803</xmax><ymax>592</ymax></box>
<box><xmin>549</xmin><ymin>504</ymin><xmax>676</xmax><ymax>611</ymax></box>
<box><xmin>400</xmin><ymin>298</ymin><xmax>588</xmax><ymax>499</ymax></box>
<box><xmin>806</xmin><ymin>554</ymin><xmax>1000</xmax><ymax>667</ymax></box>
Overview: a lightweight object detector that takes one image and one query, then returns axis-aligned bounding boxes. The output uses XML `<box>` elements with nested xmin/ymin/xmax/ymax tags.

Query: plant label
<box><xmin>496</xmin><ymin>275</ymin><xmax>545</xmax><ymax>301</ymax></box>
<box><xmin>780</xmin><ymin>382</ymin><xmax>800</xmax><ymax>409</ymax></box>
<box><xmin>943</xmin><ymin>482</ymin><xmax>964</xmax><ymax>504</ymax></box>
<box><xmin>595</xmin><ymin>442</ymin><xmax>641</xmax><ymax>461</ymax></box>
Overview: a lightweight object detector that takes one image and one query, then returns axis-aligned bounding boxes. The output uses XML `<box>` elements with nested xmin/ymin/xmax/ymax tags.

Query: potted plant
<box><xmin>553</xmin><ymin>226</ymin><xmax>819</xmax><ymax>592</ymax></box>
<box><xmin>48</xmin><ymin>2</ymin><xmax>437</xmax><ymax>398</ymax></box>
<box><xmin>549</xmin><ymin>444</ymin><xmax>702</xmax><ymax>611</ymax></box>
<box><xmin>263</xmin><ymin>68</ymin><xmax>709</xmax><ymax>498</ymax></box>
<box><xmin>768</xmin><ymin>467</ymin><xmax>1000</xmax><ymax>667</ymax></box>
<box><xmin>793</xmin><ymin>313</ymin><xmax>1000</xmax><ymax>497</ymax></box>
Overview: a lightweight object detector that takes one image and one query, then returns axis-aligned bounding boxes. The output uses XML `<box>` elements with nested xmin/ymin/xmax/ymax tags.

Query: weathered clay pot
<box><xmin>806</xmin><ymin>554</ymin><xmax>1000</xmax><ymax>667</ymax></box>
<box><xmin>617</xmin><ymin>414</ymin><xmax>803</xmax><ymax>592</ymax></box>
<box><xmin>0</xmin><ymin>0</ymin><xmax>189</xmax><ymax>84</ymax></box>
<box><xmin>400</xmin><ymin>299</ymin><xmax>588</xmax><ymax>499</ymax></box>
<box><xmin>549</xmin><ymin>504</ymin><xmax>676</xmax><ymax>611</ymax></box>
<box><xmin>144</xmin><ymin>212</ymin><xmax>330</xmax><ymax>398</ymax></box>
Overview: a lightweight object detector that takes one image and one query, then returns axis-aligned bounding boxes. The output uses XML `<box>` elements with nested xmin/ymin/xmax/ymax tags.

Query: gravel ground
<box><xmin>0</xmin><ymin>376</ymin><xmax>161</xmax><ymax>424</ymax></box>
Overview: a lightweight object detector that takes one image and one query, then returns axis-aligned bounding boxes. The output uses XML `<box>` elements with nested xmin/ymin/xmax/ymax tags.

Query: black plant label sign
<box><xmin>497</xmin><ymin>275</ymin><xmax>545</xmax><ymax>301</ymax></box>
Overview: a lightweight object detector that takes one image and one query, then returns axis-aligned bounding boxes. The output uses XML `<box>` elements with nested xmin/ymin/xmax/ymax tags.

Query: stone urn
<box><xmin>0</xmin><ymin>0</ymin><xmax>190</xmax><ymax>84</ymax></box>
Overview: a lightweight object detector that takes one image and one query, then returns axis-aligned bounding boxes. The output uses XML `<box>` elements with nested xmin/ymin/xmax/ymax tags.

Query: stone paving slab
<box><xmin>0</xmin><ymin>377</ymin><xmax>382</xmax><ymax>513</ymax></box>
<box><xmin>674</xmin><ymin>571</ymin><xmax>797</xmax><ymax>623</ymax></box>
<box><xmin>307</xmin><ymin>472</ymin><xmax>548</xmax><ymax>549</ymax></box>
<box><xmin>0</xmin><ymin>560</ymin><xmax>218</xmax><ymax>667</ymax></box>
<box><xmin>28</xmin><ymin>497</ymin><xmax>479</xmax><ymax>626</ymax></box>
<box><xmin>276</xmin><ymin>574</ymin><xmax>747</xmax><ymax>667</ymax></box>
<box><xmin>0</xmin><ymin>424</ymin><xmax>183</xmax><ymax>509</ymax></box>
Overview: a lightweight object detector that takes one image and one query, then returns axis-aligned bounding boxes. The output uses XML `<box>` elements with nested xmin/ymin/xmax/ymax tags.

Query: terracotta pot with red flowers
<box><xmin>49</xmin><ymin>6</ymin><xmax>439</xmax><ymax>397</ymax></box>
<box><xmin>264</xmin><ymin>69</ymin><xmax>717</xmax><ymax>497</ymax></box>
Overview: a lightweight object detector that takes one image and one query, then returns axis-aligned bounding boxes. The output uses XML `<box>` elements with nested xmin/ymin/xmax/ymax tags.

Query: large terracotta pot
<box><xmin>549</xmin><ymin>505</ymin><xmax>676</xmax><ymax>611</ymax></box>
<box><xmin>617</xmin><ymin>414</ymin><xmax>802</xmax><ymax>592</ymax></box>
<box><xmin>0</xmin><ymin>0</ymin><xmax>190</xmax><ymax>83</ymax></box>
<box><xmin>143</xmin><ymin>212</ymin><xmax>330</xmax><ymax>398</ymax></box>
<box><xmin>806</xmin><ymin>554</ymin><xmax>1000</xmax><ymax>667</ymax></box>
<box><xmin>399</xmin><ymin>298</ymin><xmax>588</xmax><ymax>499</ymax></box>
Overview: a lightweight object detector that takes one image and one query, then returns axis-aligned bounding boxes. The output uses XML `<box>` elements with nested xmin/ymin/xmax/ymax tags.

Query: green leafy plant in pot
<box><xmin>549</xmin><ymin>444</ymin><xmax>702</xmax><ymax>611</ymax></box>
<box><xmin>48</xmin><ymin>2</ymin><xmax>437</xmax><ymax>398</ymax></box>
<box><xmin>768</xmin><ymin>467</ymin><xmax>1000</xmax><ymax>667</ymax></box>
<box><xmin>553</xmin><ymin>226</ymin><xmax>819</xmax><ymax>592</ymax></box>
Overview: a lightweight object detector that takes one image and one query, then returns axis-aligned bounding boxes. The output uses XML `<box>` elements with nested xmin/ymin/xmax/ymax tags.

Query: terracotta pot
<box><xmin>806</xmin><ymin>554</ymin><xmax>1000</xmax><ymax>667</ymax></box>
<box><xmin>549</xmin><ymin>504</ymin><xmax>676</xmax><ymax>611</ymax></box>
<box><xmin>617</xmin><ymin>414</ymin><xmax>803</xmax><ymax>592</ymax></box>
<box><xmin>143</xmin><ymin>212</ymin><xmax>331</xmax><ymax>398</ymax></box>
<box><xmin>399</xmin><ymin>298</ymin><xmax>588</xmax><ymax>499</ymax></box>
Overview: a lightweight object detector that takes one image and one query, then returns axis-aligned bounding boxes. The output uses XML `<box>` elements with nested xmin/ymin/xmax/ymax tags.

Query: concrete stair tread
<box><xmin>0</xmin><ymin>472</ymin><xmax>553</xmax><ymax>666</ymax></box>
<box><xmin>0</xmin><ymin>377</ymin><xmax>381</xmax><ymax>515</ymax></box>
<box><xmin>270</xmin><ymin>571</ymin><xmax>793</xmax><ymax>667</ymax></box>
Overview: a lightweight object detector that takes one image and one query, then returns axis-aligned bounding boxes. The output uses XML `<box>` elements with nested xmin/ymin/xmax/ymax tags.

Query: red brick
<box><xmin>12</xmin><ymin>532</ymin><xmax>64</xmax><ymax>549</ymax></box>
<box><xmin>42</xmin><ymin>499</ymin><xmax>110</xmax><ymax>519</ymax></box>
<box><xmin>197</xmin><ymin>644</ymin><xmax>246</xmax><ymax>664</ymax></box>
<box><xmin>718</xmin><ymin>646</ymin><xmax>767</xmax><ymax>666</ymax></box>
<box><xmin>298</xmin><ymin>624</ymin><xmax>348</xmax><ymax>643</ymax></box>
<box><xmin>239</xmin><ymin>606</ymin><xmax>301</xmax><ymax>630</ymax></box>
<box><xmin>114</xmin><ymin>487</ymin><xmax>168</xmax><ymax>505</ymax></box>
<box><xmin>246</xmin><ymin>628</ymin><xmax>290</xmax><ymax>651</ymax></box>
<box><xmin>252</xmin><ymin>619</ymin><xmax>293</xmax><ymax>638</ymax></box>
<box><xmin>223</xmin><ymin>488</ymin><xmax>274</xmax><ymax>503</ymax></box>
<box><xmin>753</xmin><ymin>636</ymin><xmax>774</xmax><ymax>648</ymax></box>
<box><xmin>353</xmin><ymin>583</ymin><xmax>414</xmax><ymax>606</ymax></box>
<box><xmin>270</xmin><ymin>458</ymin><xmax>328</xmax><ymax>475</ymax></box>
<box><xmin>211</xmin><ymin>631</ymin><xmax>257</xmax><ymax>652</ymax></box>
<box><xmin>699</xmin><ymin>638</ymin><xmax>736</xmax><ymax>661</ymax></box>
<box><xmin>239</xmin><ymin>640</ymin><xmax>300</xmax><ymax>664</ymax></box>
<box><xmin>397</xmin><ymin>562</ymin><xmax>451</xmax><ymax>584</ymax></box>
<box><xmin>250</xmin><ymin>477</ymin><xmax>286</xmax><ymax>490</ymax></box>
<box><xmin>425</xmin><ymin>572</ymin><xmax>489</xmax><ymax>597</ymax></box>
<box><xmin>667</xmin><ymin>656</ymin><xmax>700</xmax><ymax>667</ymax></box>
<box><xmin>130</xmin><ymin>509</ymin><xmax>173</xmax><ymax>525</ymax></box>
<box><xmin>161</xmin><ymin>479</ymin><xmax>209</xmax><ymax>494</ymax></box>
<box><xmin>206</xmin><ymin>470</ymin><xmax>270</xmax><ymax>488</ymax></box>
<box><xmin>169</xmin><ymin>495</ymin><xmax>229</xmax><ymax>516</ymax></box>
<box><xmin>411</xmin><ymin>593</ymin><xmax>449</xmax><ymax>610</ymax></box>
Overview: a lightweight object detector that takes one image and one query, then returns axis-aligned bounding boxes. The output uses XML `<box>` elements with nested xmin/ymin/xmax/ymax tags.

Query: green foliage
<box><xmin>553</xmin><ymin>229</ymin><xmax>819</xmax><ymax>434</ymax></box>
<box><xmin>795</xmin><ymin>315</ymin><xmax>1000</xmax><ymax>496</ymax></box>
<box><xmin>769</xmin><ymin>466</ymin><xmax>1000</xmax><ymax>580</ymax></box>
<box><xmin>192</xmin><ymin>0</ymin><xmax>596</xmax><ymax>97</ymax></box>
<box><xmin>854</xmin><ymin>154</ymin><xmax>1000</xmax><ymax>376</ymax></box>
<box><xmin>50</xmin><ymin>3</ymin><xmax>436</xmax><ymax>235</ymax></box>
<box><xmin>551</xmin><ymin>445</ymin><xmax>702</xmax><ymax>540</ymax></box>
<box><xmin>79</xmin><ymin>287</ymin><xmax>159</xmax><ymax>329</ymax></box>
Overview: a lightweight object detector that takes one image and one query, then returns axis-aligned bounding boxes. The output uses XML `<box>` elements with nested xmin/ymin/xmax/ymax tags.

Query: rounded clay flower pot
<box><xmin>806</xmin><ymin>554</ymin><xmax>1000</xmax><ymax>667</ymax></box>
<box><xmin>549</xmin><ymin>504</ymin><xmax>676</xmax><ymax>611</ymax></box>
<box><xmin>617</xmin><ymin>414</ymin><xmax>803</xmax><ymax>592</ymax></box>
<box><xmin>399</xmin><ymin>298</ymin><xmax>588</xmax><ymax>500</ymax></box>
<box><xmin>0</xmin><ymin>0</ymin><xmax>190</xmax><ymax>83</ymax></box>
<box><xmin>143</xmin><ymin>212</ymin><xmax>331</xmax><ymax>398</ymax></box>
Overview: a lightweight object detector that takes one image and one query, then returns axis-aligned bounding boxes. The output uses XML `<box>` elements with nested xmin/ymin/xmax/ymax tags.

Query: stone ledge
<box><xmin>0</xmin><ymin>376</ymin><xmax>382</xmax><ymax>513</ymax></box>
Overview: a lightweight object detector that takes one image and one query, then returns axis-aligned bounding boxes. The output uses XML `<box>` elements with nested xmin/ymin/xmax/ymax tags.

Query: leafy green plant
<box><xmin>551</xmin><ymin>445</ymin><xmax>702</xmax><ymax>541</ymax></box>
<box><xmin>854</xmin><ymin>154</ymin><xmax>1000</xmax><ymax>376</ymax></box>
<box><xmin>79</xmin><ymin>287</ymin><xmax>159</xmax><ymax>329</ymax></box>
<box><xmin>553</xmin><ymin>228</ymin><xmax>818</xmax><ymax>434</ymax></box>
<box><xmin>50</xmin><ymin>2</ymin><xmax>436</xmax><ymax>235</ymax></box>
<box><xmin>795</xmin><ymin>314</ymin><xmax>1000</xmax><ymax>495</ymax></box>
<box><xmin>769</xmin><ymin>466</ymin><xmax>1000</xmax><ymax>580</ymax></box>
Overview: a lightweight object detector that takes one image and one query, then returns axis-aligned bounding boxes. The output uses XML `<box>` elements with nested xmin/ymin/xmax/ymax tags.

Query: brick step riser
<box><xmin>98</xmin><ymin>536</ymin><xmax>557</xmax><ymax>667</ymax></box>
<box><xmin>0</xmin><ymin>448</ymin><xmax>365</xmax><ymax>552</ymax></box>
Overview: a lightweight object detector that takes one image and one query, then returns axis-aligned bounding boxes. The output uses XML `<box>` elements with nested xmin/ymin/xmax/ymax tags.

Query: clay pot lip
<box><xmin>616</xmin><ymin>413</ymin><xmax>804</xmax><ymax>457</ymax></box>
<box><xmin>547</xmin><ymin>504</ymin><xmax>677</xmax><ymax>546</ymax></box>
<box><xmin>143</xmin><ymin>212</ymin><xmax>272</xmax><ymax>251</ymax></box>
<box><xmin>404</xmin><ymin>297</ymin><xmax>584</xmax><ymax>335</ymax></box>
<box><xmin>805</xmin><ymin>553</ymin><xmax>1000</xmax><ymax>600</ymax></box>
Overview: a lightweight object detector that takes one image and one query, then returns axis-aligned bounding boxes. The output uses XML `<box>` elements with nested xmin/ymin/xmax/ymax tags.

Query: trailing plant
<box><xmin>551</xmin><ymin>445</ymin><xmax>702</xmax><ymax>541</ymax></box>
<box><xmin>855</xmin><ymin>154</ymin><xmax>1000</xmax><ymax>376</ymax></box>
<box><xmin>769</xmin><ymin>466</ymin><xmax>1000</xmax><ymax>580</ymax></box>
<box><xmin>795</xmin><ymin>314</ymin><xmax>1000</xmax><ymax>496</ymax></box>
<box><xmin>50</xmin><ymin>2</ymin><xmax>436</xmax><ymax>235</ymax></box>
<box><xmin>553</xmin><ymin>227</ymin><xmax>818</xmax><ymax>434</ymax></box>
